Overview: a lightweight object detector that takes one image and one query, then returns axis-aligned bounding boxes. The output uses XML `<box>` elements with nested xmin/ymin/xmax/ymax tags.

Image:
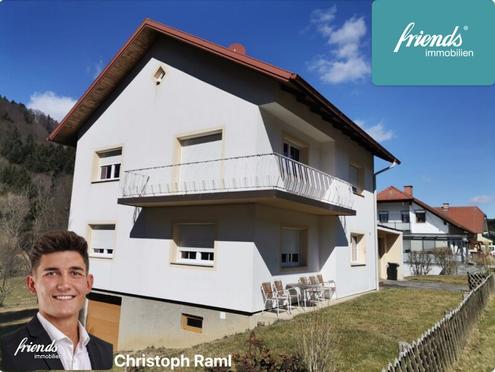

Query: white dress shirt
<box><xmin>37</xmin><ymin>312</ymin><xmax>92</xmax><ymax>370</ymax></box>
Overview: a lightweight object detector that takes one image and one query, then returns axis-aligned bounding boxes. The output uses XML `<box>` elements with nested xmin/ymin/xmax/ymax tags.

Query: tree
<box><xmin>0</xmin><ymin>193</ymin><xmax>30</xmax><ymax>306</ymax></box>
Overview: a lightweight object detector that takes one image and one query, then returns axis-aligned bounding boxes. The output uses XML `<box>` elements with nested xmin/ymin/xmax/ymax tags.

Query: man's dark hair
<box><xmin>29</xmin><ymin>230</ymin><xmax>89</xmax><ymax>272</ymax></box>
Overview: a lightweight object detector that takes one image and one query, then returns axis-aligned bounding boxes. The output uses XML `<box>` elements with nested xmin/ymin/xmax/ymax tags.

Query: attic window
<box><xmin>154</xmin><ymin>66</ymin><xmax>166</xmax><ymax>85</ymax></box>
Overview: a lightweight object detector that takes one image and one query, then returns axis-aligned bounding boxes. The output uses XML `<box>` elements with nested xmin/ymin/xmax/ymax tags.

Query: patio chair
<box><xmin>261</xmin><ymin>282</ymin><xmax>288</xmax><ymax>316</ymax></box>
<box><xmin>298</xmin><ymin>276</ymin><xmax>321</xmax><ymax>307</ymax></box>
<box><xmin>308</xmin><ymin>276</ymin><xmax>326</xmax><ymax>305</ymax></box>
<box><xmin>317</xmin><ymin>274</ymin><xmax>336</xmax><ymax>300</ymax></box>
<box><xmin>273</xmin><ymin>280</ymin><xmax>300</xmax><ymax>312</ymax></box>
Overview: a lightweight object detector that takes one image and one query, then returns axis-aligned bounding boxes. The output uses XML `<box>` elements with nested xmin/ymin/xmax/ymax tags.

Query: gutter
<box><xmin>373</xmin><ymin>161</ymin><xmax>399</xmax><ymax>290</ymax></box>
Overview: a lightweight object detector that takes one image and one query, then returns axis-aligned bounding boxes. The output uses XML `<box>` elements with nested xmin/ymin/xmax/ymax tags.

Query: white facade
<box><xmin>378</xmin><ymin>201</ymin><xmax>449</xmax><ymax>234</ymax></box>
<box><xmin>67</xmin><ymin>34</ymin><xmax>385</xmax><ymax>348</ymax></box>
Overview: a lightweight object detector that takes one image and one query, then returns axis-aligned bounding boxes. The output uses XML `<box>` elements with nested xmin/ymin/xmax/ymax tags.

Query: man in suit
<box><xmin>0</xmin><ymin>231</ymin><xmax>113</xmax><ymax>370</ymax></box>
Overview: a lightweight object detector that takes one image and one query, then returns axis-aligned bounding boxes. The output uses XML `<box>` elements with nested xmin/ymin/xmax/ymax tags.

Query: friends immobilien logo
<box><xmin>394</xmin><ymin>22</ymin><xmax>472</xmax><ymax>58</ymax></box>
<box><xmin>372</xmin><ymin>0</ymin><xmax>495</xmax><ymax>85</ymax></box>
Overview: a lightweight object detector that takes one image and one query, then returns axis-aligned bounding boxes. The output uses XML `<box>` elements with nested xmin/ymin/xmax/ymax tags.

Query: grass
<box><xmin>0</xmin><ymin>276</ymin><xmax>38</xmax><ymax>340</ymax></box>
<box><xmin>122</xmin><ymin>288</ymin><xmax>461</xmax><ymax>372</ymax></box>
<box><xmin>1</xmin><ymin>276</ymin><xmax>37</xmax><ymax>309</ymax></box>
<box><xmin>405</xmin><ymin>275</ymin><xmax>467</xmax><ymax>285</ymax></box>
<box><xmin>453</xmin><ymin>295</ymin><xmax>495</xmax><ymax>371</ymax></box>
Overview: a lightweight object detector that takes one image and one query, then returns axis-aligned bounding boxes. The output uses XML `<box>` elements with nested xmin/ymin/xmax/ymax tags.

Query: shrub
<box><xmin>432</xmin><ymin>247</ymin><xmax>457</xmax><ymax>275</ymax></box>
<box><xmin>298</xmin><ymin>312</ymin><xmax>339</xmax><ymax>372</ymax></box>
<box><xmin>229</xmin><ymin>331</ymin><xmax>305</xmax><ymax>372</ymax></box>
<box><xmin>409</xmin><ymin>250</ymin><xmax>433</xmax><ymax>275</ymax></box>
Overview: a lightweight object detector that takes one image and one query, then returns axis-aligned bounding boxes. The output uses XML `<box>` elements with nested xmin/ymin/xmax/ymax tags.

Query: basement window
<box><xmin>181</xmin><ymin>314</ymin><xmax>203</xmax><ymax>333</ymax></box>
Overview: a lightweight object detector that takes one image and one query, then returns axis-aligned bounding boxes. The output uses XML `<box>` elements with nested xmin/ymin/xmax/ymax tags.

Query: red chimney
<box><xmin>228</xmin><ymin>43</ymin><xmax>247</xmax><ymax>55</ymax></box>
<box><xmin>403</xmin><ymin>185</ymin><xmax>413</xmax><ymax>196</ymax></box>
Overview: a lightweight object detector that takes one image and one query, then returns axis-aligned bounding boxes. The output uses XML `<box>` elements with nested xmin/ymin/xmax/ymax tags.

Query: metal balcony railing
<box><xmin>379</xmin><ymin>221</ymin><xmax>411</xmax><ymax>231</ymax></box>
<box><xmin>121</xmin><ymin>153</ymin><xmax>354</xmax><ymax>210</ymax></box>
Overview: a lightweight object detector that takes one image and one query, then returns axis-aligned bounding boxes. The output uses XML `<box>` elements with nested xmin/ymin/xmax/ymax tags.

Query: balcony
<box><xmin>379</xmin><ymin>221</ymin><xmax>411</xmax><ymax>232</ymax></box>
<box><xmin>118</xmin><ymin>153</ymin><xmax>355</xmax><ymax>215</ymax></box>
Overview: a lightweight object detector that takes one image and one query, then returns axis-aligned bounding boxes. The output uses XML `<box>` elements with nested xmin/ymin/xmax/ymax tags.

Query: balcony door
<box><xmin>179</xmin><ymin>132</ymin><xmax>222</xmax><ymax>193</ymax></box>
<box><xmin>281</xmin><ymin>140</ymin><xmax>308</xmax><ymax>194</ymax></box>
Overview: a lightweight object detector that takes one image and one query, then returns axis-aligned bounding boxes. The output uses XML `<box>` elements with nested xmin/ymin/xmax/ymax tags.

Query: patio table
<box><xmin>286</xmin><ymin>283</ymin><xmax>322</xmax><ymax>308</ymax></box>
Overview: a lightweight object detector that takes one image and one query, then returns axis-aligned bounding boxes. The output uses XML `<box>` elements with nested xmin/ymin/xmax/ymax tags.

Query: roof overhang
<box><xmin>48</xmin><ymin>19</ymin><xmax>399</xmax><ymax>164</ymax></box>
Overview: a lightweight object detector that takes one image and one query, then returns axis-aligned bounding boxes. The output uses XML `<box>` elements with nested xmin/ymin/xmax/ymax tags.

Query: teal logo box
<box><xmin>372</xmin><ymin>0</ymin><xmax>495</xmax><ymax>85</ymax></box>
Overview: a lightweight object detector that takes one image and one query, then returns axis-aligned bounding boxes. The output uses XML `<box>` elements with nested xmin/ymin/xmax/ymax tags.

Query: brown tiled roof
<box><xmin>434</xmin><ymin>206</ymin><xmax>486</xmax><ymax>234</ymax></box>
<box><xmin>47</xmin><ymin>19</ymin><xmax>399</xmax><ymax>164</ymax></box>
<box><xmin>377</xmin><ymin>186</ymin><xmax>476</xmax><ymax>234</ymax></box>
<box><xmin>377</xmin><ymin>186</ymin><xmax>412</xmax><ymax>201</ymax></box>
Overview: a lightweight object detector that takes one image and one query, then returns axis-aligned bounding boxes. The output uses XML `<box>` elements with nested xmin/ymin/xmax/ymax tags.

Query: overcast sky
<box><xmin>1</xmin><ymin>0</ymin><xmax>493</xmax><ymax>217</ymax></box>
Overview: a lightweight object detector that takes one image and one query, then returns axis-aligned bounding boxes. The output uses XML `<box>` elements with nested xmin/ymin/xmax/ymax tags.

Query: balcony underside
<box><xmin>118</xmin><ymin>189</ymin><xmax>356</xmax><ymax>216</ymax></box>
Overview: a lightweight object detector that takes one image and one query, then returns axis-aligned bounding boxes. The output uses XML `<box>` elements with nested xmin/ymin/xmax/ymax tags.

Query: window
<box><xmin>401</xmin><ymin>210</ymin><xmax>410</xmax><ymax>223</ymax></box>
<box><xmin>181</xmin><ymin>314</ymin><xmax>203</xmax><ymax>333</ymax></box>
<box><xmin>283</xmin><ymin>141</ymin><xmax>301</xmax><ymax>162</ymax></box>
<box><xmin>95</xmin><ymin>148</ymin><xmax>122</xmax><ymax>181</ymax></box>
<box><xmin>378</xmin><ymin>211</ymin><xmax>389</xmax><ymax>223</ymax></box>
<box><xmin>415</xmin><ymin>210</ymin><xmax>426</xmax><ymax>223</ymax></box>
<box><xmin>174</xmin><ymin>223</ymin><xmax>215</xmax><ymax>266</ymax></box>
<box><xmin>349</xmin><ymin>164</ymin><xmax>364</xmax><ymax>194</ymax></box>
<box><xmin>350</xmin><ymin>233</ymin><xmax>366</xmax><ymax>265</ymax></box>
<box><xmin>281</xmin><ymin>227</ymin><xmax>306</xmax><ymax>267</ymax></box>
<box><xmin>179</xmin><ymin>132</ymin><xmax>222</xmax><ymax>190</ymax></box>
<box><xmin>89</xmin><ymin>224</ymin><xmax>116</xmax><ymax>258</ymax></box>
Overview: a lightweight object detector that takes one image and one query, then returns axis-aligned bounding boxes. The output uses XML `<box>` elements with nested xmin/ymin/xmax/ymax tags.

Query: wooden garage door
<box><xmin>86</xmin><ymin>295</ymin><xmax>121</xmax><ymax>349</ymax></box>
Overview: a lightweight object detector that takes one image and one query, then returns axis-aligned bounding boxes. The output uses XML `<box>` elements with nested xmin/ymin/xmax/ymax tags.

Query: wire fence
<box><xmin>383</xmin><ymin>273</ymin><xmax>494</xmax><ymax>372</ymax></box>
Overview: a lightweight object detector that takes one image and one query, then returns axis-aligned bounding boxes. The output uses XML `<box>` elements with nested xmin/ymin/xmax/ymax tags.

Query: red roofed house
<box><xmin>435</xmin><ymin>205</ymin><xmax>492</xmax><ymax>251</ymax></box>
<box><xmin>377</xmin><ymin>186</ymin><xmax>475</xmax><ymax>275</ymax></box>
<box><xmin>49</xmin><ymin>19</ymin><xmax>399</xmax><ymax>349</ymax></box>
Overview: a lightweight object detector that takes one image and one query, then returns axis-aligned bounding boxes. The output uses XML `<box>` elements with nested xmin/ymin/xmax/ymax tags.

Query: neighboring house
<box><xmin>377</xmin><ymin>186</ymin><xmax>475</xmax><ymax>274</ymax></box>
<box><xmin>435</xmin><ymin>205</ymin><xmax>493</xmax><ymax>251</ymax></box>
<box><xmin>49</xmin><ymin>19</ymin><xmax>399</xmax><ymax>350</ymax></box>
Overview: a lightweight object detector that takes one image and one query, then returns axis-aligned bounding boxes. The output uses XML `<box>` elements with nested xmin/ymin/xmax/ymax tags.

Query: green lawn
<box><xmin>405</xmin><ymin>275</ymin><xmax>467</xmax><ymax>285</ymax></box>
<box><xmin>453</xmin><ymin>296</ymin><xmax>495</xmax><ymax>371</ymax></box>
<box><xmin>122</xmin><ymin>288</ymin><xmax>461</xmax><ymax>372</ymax></box>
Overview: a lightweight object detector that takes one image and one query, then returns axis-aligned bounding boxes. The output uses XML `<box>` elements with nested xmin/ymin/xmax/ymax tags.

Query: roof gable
<box><xmin>377</xmin><ymin>186</ymin><xmax>412</xmax><ymax>201</ymax></box>
<box><xmin>47</xmin><ymin>19</ymin><xmax>399</xmax><ymax>164</ymax></box>
<box><xmin>378</xmin><ymin>185</ymin><xmax>476</xmax><ymax>233</ymax></box>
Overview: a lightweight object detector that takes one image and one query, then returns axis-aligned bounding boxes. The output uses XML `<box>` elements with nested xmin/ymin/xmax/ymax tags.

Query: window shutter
<box><xmin>99</xmin><ymin>152</ymin><xmax>122</xmax><ymax>166</ymax></box>
<box><xmin>178</xmin><ymin>224</ymin><xmax>215</xmax><ymax>248</ymax></box>
<box><xmin>281</xmin><ymin>229</ymin><xmax>301</xmax><ymax>254</ymax></box>
<box><xmin>91</xmin><ymin>226</ymin><xmax>115</xmax><ymax>250</ymax></box>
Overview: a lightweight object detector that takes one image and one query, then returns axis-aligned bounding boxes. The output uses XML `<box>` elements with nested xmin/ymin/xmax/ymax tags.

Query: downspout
<box><xmin>373</xmin><ymin>161</ymin><xmax>398</xmax><ymax>290</ymax></box>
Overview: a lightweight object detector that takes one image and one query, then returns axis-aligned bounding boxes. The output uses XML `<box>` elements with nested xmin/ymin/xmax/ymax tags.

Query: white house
<box><xmin>377</xmin><ymin>186</ymin><xmax>474</xmax><ymax>275</ymax></box>
<box><xmin>49</xmin><ymin>19</ymin><xmax>400</xmax><ymax>350</ymax></box>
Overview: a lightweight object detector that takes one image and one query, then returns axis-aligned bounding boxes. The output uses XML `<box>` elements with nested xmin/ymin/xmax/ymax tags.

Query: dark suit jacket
<box><xmin>0</xmin><ymin>316</ymin><xmax>113</xmax><ymax>371</ymax></box>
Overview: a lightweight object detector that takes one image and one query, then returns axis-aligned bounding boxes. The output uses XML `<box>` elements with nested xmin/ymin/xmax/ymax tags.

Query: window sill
<box><xmin>350</xmin><ymin>263</ymin><xmax>366</xmax><ymax>267</ymax></box>
<box><xmin>171</xmin><ymin>262</ymin><xmax>214</xmax><ymax>269</ymax></box>
<box><xmin>89</xmin><ymin>254</ymin><xmax>113</xmax><ymax>259</ymax></box>
<box><xmin>353</xmin><ymin>191</ymin><xmax>365</xmax><ymax>198</ymax></box>
<box><xmin>280</xmin><ymin>265</ymin><xmax>308</xmax><ymax>272</ymax></box>
<box><xmin>91</xmin><ymin>178</ymin><xmax>120</xmax><ymax>184</ymax></box>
